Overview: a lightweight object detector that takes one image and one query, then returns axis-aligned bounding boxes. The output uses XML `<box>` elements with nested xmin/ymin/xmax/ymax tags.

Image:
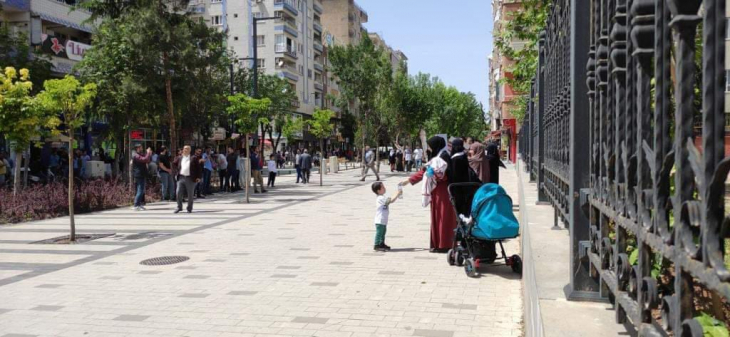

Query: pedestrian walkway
<box><xmin>0</xmin><ymin>168</ymin><xmax>522</xmax><ymax>337</ymax></box>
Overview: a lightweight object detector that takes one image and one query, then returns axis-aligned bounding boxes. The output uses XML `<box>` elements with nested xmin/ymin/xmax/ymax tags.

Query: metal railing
<box><xmin>518</xmin><ymin>0</ymin><xmax>730</xmax><ymax>335</ymax></box>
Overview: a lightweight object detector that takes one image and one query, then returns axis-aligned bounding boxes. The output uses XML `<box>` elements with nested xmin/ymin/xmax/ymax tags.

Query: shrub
<box><xmin>0</xmin><ymin>178</ymin><xmax>161</xmax><ymax>224</ymax></box>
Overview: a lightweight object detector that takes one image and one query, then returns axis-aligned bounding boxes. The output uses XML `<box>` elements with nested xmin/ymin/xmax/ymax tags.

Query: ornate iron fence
<box><xmin>518</xmin><ymin>0</ymin><xmax>730</xmax><ymax>335</ymax></box>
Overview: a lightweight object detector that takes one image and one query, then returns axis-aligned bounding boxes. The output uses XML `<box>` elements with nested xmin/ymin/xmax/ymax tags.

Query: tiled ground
<box><xmin>0</xmin><ymin>166</ymin><xmax>523</xmax><ymax>337</ymax></box>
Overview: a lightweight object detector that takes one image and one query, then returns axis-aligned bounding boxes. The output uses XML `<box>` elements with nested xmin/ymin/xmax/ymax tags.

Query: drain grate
<box><xmin>140</xmin><ymin>256</ymin><xmax>189</xmax><ymax>266</ymax></box>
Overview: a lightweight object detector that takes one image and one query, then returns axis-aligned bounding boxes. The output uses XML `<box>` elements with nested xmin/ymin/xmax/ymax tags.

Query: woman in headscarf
<box><xmin>399</xmin><ymin>136</ymin><xmax>457</xmax><ymax>252</ymax></box>
<box><xmin>485</xmin><ymin>142</ymin><xmax>506</xmax><ymax>184</ymax></box>
<box><xmin>449</xmin><ymin>138</ymin><xmax>476</xmax><ymax>184</ymax></box>
<box><xmin>468</xmin><ymin>142</ymin><xmax>490</xmax><ymax>183</ymax></box>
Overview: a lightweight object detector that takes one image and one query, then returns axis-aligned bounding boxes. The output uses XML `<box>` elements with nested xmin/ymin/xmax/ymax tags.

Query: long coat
<box><xmin>408</xmin><ymin>168</ymin><xmax>457</xmax><ymax>250</ymax></box>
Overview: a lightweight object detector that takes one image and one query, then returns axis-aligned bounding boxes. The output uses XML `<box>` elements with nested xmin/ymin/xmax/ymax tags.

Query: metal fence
<box><xmin>518</xmin><ymin>0</ymin><xmax>730</xmax><ymax>335</ymax></box>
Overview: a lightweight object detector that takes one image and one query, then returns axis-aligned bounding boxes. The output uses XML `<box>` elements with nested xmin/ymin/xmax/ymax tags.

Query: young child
<box><xmin>267</xmin><ymin>154</ymin><xmax>278</xmax><ymax>188</ymax></box>
<box><xmin>371</xmin><ymin>181</ymin><xmax>403</xmax><ymax>251</ymax></box>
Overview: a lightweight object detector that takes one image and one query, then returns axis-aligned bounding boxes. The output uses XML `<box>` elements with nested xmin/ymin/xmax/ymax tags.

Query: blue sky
<box><xmin>362</xmin><ymin>0</ymin><xmax>494</xmax><ymax>109</ymax></box>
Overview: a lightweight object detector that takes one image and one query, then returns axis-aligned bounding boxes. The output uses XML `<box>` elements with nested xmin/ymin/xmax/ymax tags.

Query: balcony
<box><xmin>313</xmin><ymin>62</ymin><xmax>324</xmax><ymax>73</ymax></box>
<box><xmin>275</xmin><ymin>24</ymin><xmax>298</xmax><ymax>38</ymax></box>
<box><xmin>314</xmin><ymin>83</ymin><xmax>324</xmax><ymax>91</ymax></box>
<box><xmin>313</xmin><ymin>21</ymin><xmax>322</xmax><ymax>33</ymax></box>
<box><xmin>2</xmin><ymin>0</ymin><xmax>30</xmax><ymax>12</ymax></box>
<box><xmin>279</xmin><ymin>70</ymin><xmax>299</xmax><ymax>82</ymax></box>
<box><xmin>313</xmin><ymin>2</ymin><xmax>323</xmax><ymax>14</ymax></box>
<box><xmin>313</xmin><ymin>41</ymin><xmax>323</xmax><ymax>53</ymax></box>
<box><xmin>187</xmin><ymin>4</ymin><xmax>205</xmax><ymax>13</ymax></box>
<box><xmin>274</xmin><ymin>0</ymin><xmax>298</xmax><ymax>17</ymax></box>
<box><xmin>291</xmin><ymin>99</ymin><xmax>301</xmax><ymax>108</ymax></box>
<box><xmin>275</xmin><ymin>45</ymin><xmax>298</xmax><ymax>60</ymax></box>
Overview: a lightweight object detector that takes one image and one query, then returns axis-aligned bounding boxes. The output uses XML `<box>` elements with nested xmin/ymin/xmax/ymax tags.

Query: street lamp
<box><xmin>252</xmin><ymin>15</ymin><xmax>279</xmax><ymax>98</ymax></box>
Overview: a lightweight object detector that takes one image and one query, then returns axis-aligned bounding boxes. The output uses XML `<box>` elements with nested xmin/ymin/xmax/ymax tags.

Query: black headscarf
<box><xmin>485</xmin><ymin>142</ymin><xmax>506</xmax><ymax>184</ymax></box>
<box><xmin>426</xmin><ymin>136</ymin><xmax>446</xmax><ymax>160</ymax></box>
<box><xmin>451</xmin><ymin>138</ymin><xmax>465</xmax><ymax>154</ymax></box>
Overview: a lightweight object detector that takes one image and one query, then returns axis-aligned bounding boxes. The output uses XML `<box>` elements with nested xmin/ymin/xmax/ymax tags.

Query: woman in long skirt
<box><xmin>401</xmin><ymin>136</ymin><xmax>456</xmax><ymax>252</ymax></box>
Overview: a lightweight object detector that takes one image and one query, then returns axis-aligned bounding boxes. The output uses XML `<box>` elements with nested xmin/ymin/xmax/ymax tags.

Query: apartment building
<box><xmin>489</xmin><ymin>0</ymin><xmax>524</xmax><ymax>163</ymax></box>
<box><xmin>1</xmin><ymin>0</ymin><xmax>93</xmax><ymax>75</ymax></box>
<box><xmin>368</xmin><ymin>32</ymin><xmax>408</xmax><ymax>73</ymax></box>
<box><xmin>319</xmin><ymin>0</ymin><xmax>367</xmax><ymax>46</ymax></box>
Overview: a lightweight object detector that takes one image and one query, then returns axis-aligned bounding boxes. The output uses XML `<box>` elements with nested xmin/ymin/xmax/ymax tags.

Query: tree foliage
<box><xmin>493</xmin><ymin>0</ymin><xmax>550</xmax><ymax>123</ymax></box>
<box><xmin>35</xmin><ymin>75</ymin><xmax>97</xmax><ymax>242</ymax></box>
<box><xmin>0</xmin><ymin>27</ymin><xmax>53</xmax><ymax>93</ymax></box>
<box><xmin>0</xmin><ymin>67</ymin><xmax>60</xmax><ymax>194</ymax></box>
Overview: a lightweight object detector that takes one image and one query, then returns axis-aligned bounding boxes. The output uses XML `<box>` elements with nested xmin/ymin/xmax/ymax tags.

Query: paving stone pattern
<box><xmin>0</xmin><ymin>170</ymin><xmax>522</xmax><ymax>336</ymax></box>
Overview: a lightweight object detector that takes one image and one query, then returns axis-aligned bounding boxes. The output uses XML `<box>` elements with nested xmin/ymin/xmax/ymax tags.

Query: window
<box><xmin>234</xmin><ymin>13</ymin><xmax>238</xmax><ymax>18</ymax></box>
<box><xmin>275</xmin><ymin>34</ymin><xmax>285</xmax><ymax>52</ymax></box>
<box><xmin>299</xmin><ymin>65</ymin><xmax>304</xmax><ymax>75</ymax></box>
<box><xmin>234</xmin><ymin>36</ymin><xmax>239</xmax><ymax>41</ymax></box>
<box><xmin>211</xmin><ymin>0</ymin><xmax>222</xmax><ymax>2</ymax></box>
<box><xmin>211</xmin><ymin>15</ymin><xmax>223</xmax><ymax>26</ymax></box>
<box><xmin>727</xmin><ymin>18</ymin><xmax>730</xmax><ymax>39</ymax></box>
<box><xmin>257</xmin><ymin>59</ymin><xmax>266</xmax><ymax>68</ymax></box>
<box><xmin>257</xmin><ymin>35</ymin><xmax>265</xmax><ymax>46</ymax></box>
<box><xmin>308</xmin><ymin>69</ymin><xmax>312</xmax><ymax>79</ymax></box>
<box><xmin>726</xmin><ymin>70</ymin><xmax>730</xmax><ymax>92</ymax></box>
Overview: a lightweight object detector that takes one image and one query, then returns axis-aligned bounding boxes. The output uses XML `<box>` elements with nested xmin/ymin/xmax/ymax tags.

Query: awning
<box><xmin>38</xmin><ymin>13</ymin><xmax>94</xmax><ymax>34</ymax></box>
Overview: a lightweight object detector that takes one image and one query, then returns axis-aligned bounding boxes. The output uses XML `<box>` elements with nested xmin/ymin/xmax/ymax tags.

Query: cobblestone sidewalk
<box><xmin>0</xmin><ymin>168</ymin><xmax>523</xmax><ymax>337</ymax></box>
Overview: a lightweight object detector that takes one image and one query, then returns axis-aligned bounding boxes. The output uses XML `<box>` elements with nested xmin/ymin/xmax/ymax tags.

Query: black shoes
<box><xmin>174</xmin><ymin>209</ymin><xmax>181</xmax><ymax>214</ymax></box>
<box><xmin>373</xmin><ymin>244</ymin><xmax>391</xmax><ymax>251</ymax></box>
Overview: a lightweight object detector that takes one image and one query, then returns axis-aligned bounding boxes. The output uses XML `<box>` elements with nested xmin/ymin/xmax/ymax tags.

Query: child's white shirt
<box><xmin>374</xmin><ymin>195</ymin><xmax>391</xmax><ymax>225</ymax></box>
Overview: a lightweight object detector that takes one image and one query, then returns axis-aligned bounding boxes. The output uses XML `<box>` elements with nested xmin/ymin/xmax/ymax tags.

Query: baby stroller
<box><xmin>447</xmin><ymin>183</ymin><xmax>522</xmax><ymax>277</ymax></box>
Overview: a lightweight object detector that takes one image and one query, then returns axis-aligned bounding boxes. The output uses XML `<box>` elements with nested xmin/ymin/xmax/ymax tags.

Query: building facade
<box><xmin>319</xmin><ymin>0</ymin><xmax>367</xmax><ymax>46</ymax></box>
<box><xmin>489</xmin><ymin>0</ymin><xmax>524</xmax><ymax>163</ymax></box>
<box><xmin>1</xmin><ymin>0</ymin><xmax>93</xmax><ymax>75</ymax></box>
<box><xmin>368</xmin><ymin>32</ymin><xmax>407</xmax><ymax>73</ymax></box>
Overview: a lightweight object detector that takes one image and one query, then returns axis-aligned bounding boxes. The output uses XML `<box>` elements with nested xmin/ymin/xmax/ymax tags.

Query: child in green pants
<box><xmin>372</xmin><ymin>181</ymin><xmax>402</xmax><ymax>251</ymax></box>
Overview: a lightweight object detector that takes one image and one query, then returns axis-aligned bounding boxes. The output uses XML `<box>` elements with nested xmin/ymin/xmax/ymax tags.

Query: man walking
<box><xmin>132</xmin><ymin>144</ymin><xmax>152</xmax><ymax>211</ymax></box>
<box><xmin>404</xmin><ymin>146</ymin><xmax>413</xmax><ymax>172</ymax></box>
<box><xmin>173</xmin><ymin>145</ymin><xmax>203</xmax><ymax>213</ymax></box>
<box><xmin>294</xmin><ymin>149</ymin><xmax>303</xmax><ymax>183</ymax></box>
<box><xmin>298</xmin><ymin>149</ymin><xmax>313</xmax><ymax>184</ymax></box>
<box><xmin>158</xmin><ymin>146</ymin><xmax>175</xmax><ymax>201</ymax></box>
<box><xmin>250</xmin><ymin>149</ymin><xmax>266</xmax><ymax>193</ymax></box>
<box><xmin>360</xmin><ymin>146</ymin><xmax>380</xmax><ymax>181</ymax></box>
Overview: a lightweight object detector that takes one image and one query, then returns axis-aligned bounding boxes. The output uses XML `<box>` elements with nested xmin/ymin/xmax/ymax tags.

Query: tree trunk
<box><xmin>112</xmin><ymin>134</ymin><xmax>122</xmax><ymax>178</ymax></box>
<box><xmin>245</xmin><ymin>136</ymin><xmax>250</xmax><ymax>204</ymax></box>
<box><xmin>68</xmin><ymin>134</ymin><xmax>76</xmax><ymax>242</ymax></box>
<box><xmin>163</xmin><ymin>51</ymin><xmax>177</xmax><ymax>154</ymax></box>
<box><xmin>319</xmin><ymin>138</ymin><xmax>323</xmax><ymax>186</ymax></box>
<box><xmin>12</xmin><ymin>152</ymin><xmax>21</xmax><ymax>197</ymax></box>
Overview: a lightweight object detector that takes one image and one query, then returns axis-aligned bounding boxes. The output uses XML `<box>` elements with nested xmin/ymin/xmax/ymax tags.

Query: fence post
<box><xmin>567</xmin><ymin>0</ymin><xmax>598</xmax><ymax>299</ymax></box>
<box><xmin>536</xmin><ymin>32</ymin><xmax>548</xmax><ymax>203</ymax></box>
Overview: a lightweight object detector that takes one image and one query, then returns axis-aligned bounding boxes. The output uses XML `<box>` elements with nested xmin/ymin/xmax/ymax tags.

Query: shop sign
<box><xmin>211</xmin><ymin>127</ymin><xmax>226</xmax><ymax>141</ymax></box>
<box><xmin>41</xmin><ymin>34</ymin><xmax>91</xmax><ymax>61</ymax></box>
<box><xmin>130</xmin><ymin>130</ymin><xmax>144</xmax><ymax>140</ymax></box>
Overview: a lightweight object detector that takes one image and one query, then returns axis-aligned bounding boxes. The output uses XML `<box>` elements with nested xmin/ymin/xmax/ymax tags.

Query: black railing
<box><xmin>518</xmin><ymin>0</ymin><xmax>730</xmax><ymax>335</ymax></box>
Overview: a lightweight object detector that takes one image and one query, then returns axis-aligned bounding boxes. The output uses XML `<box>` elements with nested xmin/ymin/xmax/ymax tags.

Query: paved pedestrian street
<box><xmin>0</xmin><ymin>169</ymin><xmax>522</xmax><ymax>337</ymax></box>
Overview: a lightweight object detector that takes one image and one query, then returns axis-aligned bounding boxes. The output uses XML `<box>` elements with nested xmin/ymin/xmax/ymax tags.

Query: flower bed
<box><xmin>0</xmin><ymin>178</ymin><xmax>161</xmax><ymax>224</ymax></box>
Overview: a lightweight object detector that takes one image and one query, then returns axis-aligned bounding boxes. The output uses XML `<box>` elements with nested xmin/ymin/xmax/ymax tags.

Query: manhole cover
<box><xmin>140</xmin><ymin>256</ymin><xmax>190</xmax><ymax>266</ymax></box>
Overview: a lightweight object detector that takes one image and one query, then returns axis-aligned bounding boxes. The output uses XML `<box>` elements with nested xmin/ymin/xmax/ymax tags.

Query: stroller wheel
<box><xmin>447</xmin><ymin>249</ymin><xmax>456</xmax><ymax>266</ymax></box>
<box><xmin>510</xmin><ymin>255</ymin><xmax>522</xmax><ymax>274</ymax></box>
<box><xmin>456</xmin><ymin>251</ymin><xmax>465</xmax><ymax>266</ymax></box>
<box><xmin>464</xmin><ymin>258</ymin><xmax>479</xmax><ymax>278</ymax></box>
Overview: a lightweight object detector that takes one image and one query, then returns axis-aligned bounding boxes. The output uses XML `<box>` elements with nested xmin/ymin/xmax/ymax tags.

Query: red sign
<box><xmin>130</xmin><ymin>130</ymin><xmax>144</xmax><ymax>140</ymax></box>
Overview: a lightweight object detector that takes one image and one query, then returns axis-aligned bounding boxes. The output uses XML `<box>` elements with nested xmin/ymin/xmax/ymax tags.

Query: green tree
<box><xmin>226</xmin><ymin>93</ymin><xmax>271</xmax><ymax>203</ymax></box>
<box><xmin>36</xmin><ymin>76</ymin><xmax>97</xmax><ymax>242</ymax></box>
<box><xmin>329</xmin><ymin>35</ymin><xmax>393</xmax><ymax>163</ymax></box>
<box><xmin>281</xmin><ymin>114</ymin><xmax>304</xmax><ymax>150</ymax></box>
<box><xmin>0</xmin><ymin>67</ymin><xmax>60</xmax><ymax>195</ymax></box>
<box><xmin>307</xmin><ymin>109</ymin><xmax>335</xmax><ymax>186</ymax></box>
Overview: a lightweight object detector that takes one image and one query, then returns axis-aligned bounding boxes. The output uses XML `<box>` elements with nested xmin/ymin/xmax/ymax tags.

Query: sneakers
<box><xmin>132</xmin><ymin>206</ymin><xmax>140</xmax><ymax>211</ymax></box>
<box><xmin>139</xmin><ymin>206</ymin><xmax>147</xmax><ymax>211</ymax></box>
<box><xmin>373</xmin><ymin>244</ymin><xmax>391</xmax><ymax>252</ymax></box>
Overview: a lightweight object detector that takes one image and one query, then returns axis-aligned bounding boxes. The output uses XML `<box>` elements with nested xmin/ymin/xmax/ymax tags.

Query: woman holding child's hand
<box><xmin>400</xmin><ymin>136</ymin><xmax>457</xmax><ymax>253</ymax></box>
